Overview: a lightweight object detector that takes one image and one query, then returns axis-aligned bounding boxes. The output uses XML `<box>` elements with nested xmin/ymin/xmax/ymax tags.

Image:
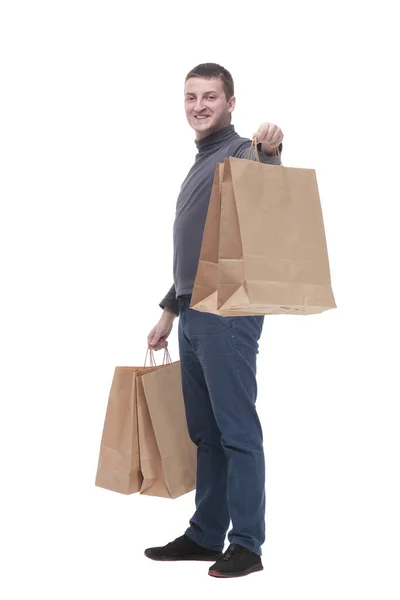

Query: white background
<box><xmin>1</xmin><ymin>1</ymin><xmax>399</xmax><ymax>598</ymax></box>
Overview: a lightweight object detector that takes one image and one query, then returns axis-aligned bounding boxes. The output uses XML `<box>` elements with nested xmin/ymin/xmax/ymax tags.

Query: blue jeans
<box><xmin>177</xmin><ymin>295</ymin><xmax>265</xmax><ymax>556</ymax></box>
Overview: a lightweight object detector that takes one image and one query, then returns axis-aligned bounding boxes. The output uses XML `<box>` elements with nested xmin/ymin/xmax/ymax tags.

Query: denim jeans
<box><xmin>177</xmin><ymin>295</ymin><xmax>265</xmax><ymax>555</ymax></box>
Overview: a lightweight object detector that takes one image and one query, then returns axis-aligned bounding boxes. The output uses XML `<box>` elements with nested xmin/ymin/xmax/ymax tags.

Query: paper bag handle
<box><xmin>144</xmin><ymin>347</ymin><xmax>172</xmax><ymax>367</ymax></box>
<box><xmin>249</xmin><ymin>137</ymin><xmax>281</xmax><ymax>162</ymax></box>
<box><xmin>162</xmin><ymin>348</ymin><xmax>172</xmax><ymax>365</ymax></box>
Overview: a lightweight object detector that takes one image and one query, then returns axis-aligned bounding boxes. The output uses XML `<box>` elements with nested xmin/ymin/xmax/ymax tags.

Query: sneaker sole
<box><xmin>208</xmin><ymin>563</ymin><xmax>264</xmax><ymax>578</ymax></box>
<box><xmin>145</xmin><ymin>552</ymin><xmax>223</xmax><ymax>562</ymax></box>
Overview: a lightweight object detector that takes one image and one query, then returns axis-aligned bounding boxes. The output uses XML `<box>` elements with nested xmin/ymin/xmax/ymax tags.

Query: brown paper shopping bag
<box><xmin>191</xmin><ymin>142</ymin><xmax>336</xmax><ymax>316</ymax></box>
<box><xmin>94</xmin><ymin>364</ymin><xmax>143</xmax><ymax>494</ymax></box>
<box><xmin>95</xmin><ymin>349</ymin><xmax>196</xmax><ymax>498</ymax></box>
<box><xmin>138</xmin><ymin>350</ymin><xmax>197</xmax><ymax>499</ymax></box>
<box><xmin>95</xmin><ymin>350</ymin><xmax>174</xmax><ymax>494</ymax></box>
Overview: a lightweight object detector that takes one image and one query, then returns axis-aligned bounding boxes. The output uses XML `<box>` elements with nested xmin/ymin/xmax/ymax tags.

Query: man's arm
<box><xmin>159</xmin><ymin>283</ymin><xmax>179</xmax><ymax>317</ymax></box>
<box><xmin>253</xmin><ymin>122</ymin><xmax>284</xmax><ymax>161</ymax></box>
<box><xmin>259</xmin><ymin>141</ymin><xmax>283</xmax><ymax>157</ymax></box>
<box><xmin>258</xmin><ymin>141</ymin><xmax>282</xmax><ymax>164</ymax></box>
<box><xmin>233</xmin><ymin>140</ymin><xmax>283</xmax><ymax>165</ymax></box>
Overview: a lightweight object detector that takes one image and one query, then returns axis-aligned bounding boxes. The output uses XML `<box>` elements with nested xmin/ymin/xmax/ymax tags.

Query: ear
<box><xmin>229</xmin><ymin>95</ymin><xmax>236</xmax><ymax>113</ymax></box>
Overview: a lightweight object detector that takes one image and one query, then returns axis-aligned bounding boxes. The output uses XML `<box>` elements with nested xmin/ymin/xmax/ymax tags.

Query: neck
<box><xmin>194</xmin><ymin>124</ymin><xmax>237</xmax><ymax>153</ymax></box>
<box><xmin>195</xmin><ymin>118</ymin><xmax>232</xmax><ymax>141</ymax></box>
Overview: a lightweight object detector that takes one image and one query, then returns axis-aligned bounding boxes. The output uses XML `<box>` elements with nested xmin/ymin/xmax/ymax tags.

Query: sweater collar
<box><xmin>195</xmin><ymin>124</ymin><xmax>237</xmax><ymax>153</ymax></box>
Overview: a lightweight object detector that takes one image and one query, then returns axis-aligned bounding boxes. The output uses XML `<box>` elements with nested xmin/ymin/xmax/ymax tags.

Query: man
<box><xmin>146</xmin><ymin>63</ymin><xmax>284</xmax><ymax>578</ymax></box>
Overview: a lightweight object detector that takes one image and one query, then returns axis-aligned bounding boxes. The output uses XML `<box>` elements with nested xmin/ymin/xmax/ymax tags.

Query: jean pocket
<box><xmin>210</xmin><ymin>313</ymin><xmax>235</xmax><ymax>332</ymax></box>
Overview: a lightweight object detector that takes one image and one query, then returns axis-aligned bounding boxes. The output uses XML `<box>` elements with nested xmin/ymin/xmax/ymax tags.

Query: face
<box><xmin>184</xmin><ymin>77</ymin><xmax>236</xmax><ymax>140</ymax></box>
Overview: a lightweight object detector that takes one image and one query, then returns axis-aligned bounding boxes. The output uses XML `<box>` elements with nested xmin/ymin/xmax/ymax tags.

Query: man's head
<box><xmin>184</xmin><ymin>63</ymin><xmax>236</xmax><ymax>140</ymax></box>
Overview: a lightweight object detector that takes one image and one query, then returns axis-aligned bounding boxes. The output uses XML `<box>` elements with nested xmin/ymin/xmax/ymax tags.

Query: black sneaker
<box><xmin>144</xmin><ymin>534</ymin><xmax>223</xmax><ymax>562</ymax></box>
<box><xmin>208</xmin><ymin>543</ymin><xmax>264</xmax><ymax>578</ymax></box>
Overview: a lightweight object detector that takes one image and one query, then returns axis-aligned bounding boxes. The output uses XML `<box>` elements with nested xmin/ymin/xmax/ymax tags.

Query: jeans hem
<box><xmin>185</xmin><ymin>528</ymin><xmax>225</xmax><ymax>552</ymax></box>
<box><xmin>228</xmin><ymin>536</ymin><xmax>263</xmax><ymax>556</ymax></box>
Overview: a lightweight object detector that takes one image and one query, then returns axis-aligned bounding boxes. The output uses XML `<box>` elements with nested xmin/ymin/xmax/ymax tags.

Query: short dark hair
<box><xmin>185</xmin><ymin>63</ymin><xmax>234</xmax><ymax>101</ymax></box>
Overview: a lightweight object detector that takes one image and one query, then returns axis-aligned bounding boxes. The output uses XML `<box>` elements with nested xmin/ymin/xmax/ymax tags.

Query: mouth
<box><xmin>194</xmin><ymin>115</ymin><xmax>211</xmax><ymax>121</ymax></box>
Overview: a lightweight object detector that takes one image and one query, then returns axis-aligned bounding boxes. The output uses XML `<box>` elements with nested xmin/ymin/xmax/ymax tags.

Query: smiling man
<box><xmin>146</xmin><ymin>63</ymin><xmax>284</xmax><ymax>579</ymax></box>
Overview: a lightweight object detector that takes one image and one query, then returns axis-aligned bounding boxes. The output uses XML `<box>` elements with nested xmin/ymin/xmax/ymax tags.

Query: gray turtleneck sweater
<box><xmin>160</xmin><ymin>124</ymin><xmax>283</xmax><ymax>316</ymax></box>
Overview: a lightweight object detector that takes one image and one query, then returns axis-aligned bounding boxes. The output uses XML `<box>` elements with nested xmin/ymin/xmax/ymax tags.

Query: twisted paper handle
<box><xmin>249</xmin><ymin>137</ymin><xmax>281</xmax><ymax>162</ymax></box>
<box><xmin>144</xmin><ymin>347</ymin><xmax>172</xmax><ymax>367</ymax></box>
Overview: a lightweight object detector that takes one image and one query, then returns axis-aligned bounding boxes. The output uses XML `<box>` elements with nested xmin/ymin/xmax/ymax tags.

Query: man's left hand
<box><xmin>252</xmin><ymin>122</ymin><xmax>284</xmax><ymax>153</ymax></box>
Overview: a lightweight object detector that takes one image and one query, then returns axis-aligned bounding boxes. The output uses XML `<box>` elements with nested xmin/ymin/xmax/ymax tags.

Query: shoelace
<box><xmin>221</xmin><ymin>544</ymin><xmax>241</xmax><ymax>561</ymax></box>
<box><xmin>166</xmin><ymin>536</ymin><xmax>189</xmax><ymax>549</ymax></box>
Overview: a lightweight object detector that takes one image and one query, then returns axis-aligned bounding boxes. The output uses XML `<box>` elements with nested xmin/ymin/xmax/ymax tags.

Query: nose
<box><xmin>194</xmin><ymin>99</ymin><xmax>206</xmax><ymax>113</ymax></box>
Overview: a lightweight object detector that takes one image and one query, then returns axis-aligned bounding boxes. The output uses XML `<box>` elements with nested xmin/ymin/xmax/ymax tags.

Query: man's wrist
<box><xmin>259</xmin><ymin>142</ymin><xmax>282</xmax><ymax>156</ymax></box>
<box><xmin>162</xmin><ymin>307</ymin><xmax>177</xmax><ymax>320</ymax></box>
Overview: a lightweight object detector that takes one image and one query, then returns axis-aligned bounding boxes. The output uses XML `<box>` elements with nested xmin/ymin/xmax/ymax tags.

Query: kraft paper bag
<box><xmin>95</xmin><ymin>350</ymin><xmax>174</xmax><ymax>494</ymax></box>
<box><xmin>95</xmin><ymin>349</ymin><xmax>196</xmax><ymax>499</ymax></box>
<box><xmin>138</xmin><ymin>354</ymin><xmax>197</xmax><ymax>499</ymax></box>
<box><xmin>191</xmin><ymin>143</ymin><xmax>336</xmax><ymax>316</ymax></box>
<box><xmin>95</xmin><ymin>365</ymin><xmax>143</xmax><ymax>495</ymax></box>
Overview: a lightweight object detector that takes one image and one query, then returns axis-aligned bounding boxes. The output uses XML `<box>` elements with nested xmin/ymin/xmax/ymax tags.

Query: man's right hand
<box><xmin>147</xmin><ymin>308</ymin><xmax>176</xmax><ymax>350</ymax></box>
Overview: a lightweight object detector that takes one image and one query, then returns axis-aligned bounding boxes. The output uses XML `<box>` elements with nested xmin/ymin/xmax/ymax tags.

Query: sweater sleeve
<box><xmin>232</xmin><ymin>141</ymin><xmax>283</xmax><ymax>165</ymax></box>
<box><xmin>159</xmin><ymin>283</ymin><xmax>180</xmax><ymax>316</ymax></box>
